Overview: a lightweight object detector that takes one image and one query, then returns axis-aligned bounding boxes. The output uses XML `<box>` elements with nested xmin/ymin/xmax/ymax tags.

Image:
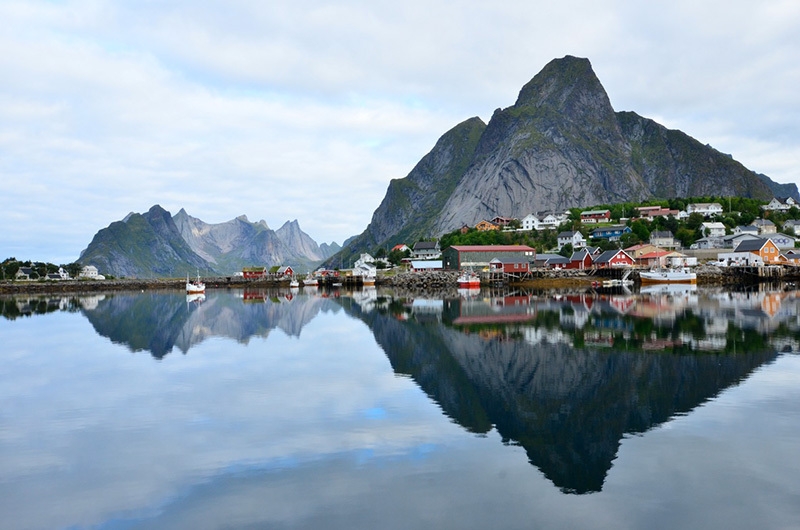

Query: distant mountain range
<box><xmin>79</xmin><ymin>205</ymin><xmax>339</xmax><ymax>278</ymax></box>
<box><xmin>331</xmin><ymin>55</ymin><xmax>799</xmax><ymax>266</ymax></box>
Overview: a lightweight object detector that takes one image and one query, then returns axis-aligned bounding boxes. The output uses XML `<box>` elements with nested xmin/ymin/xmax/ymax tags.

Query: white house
<box><xmin>733</xmin><ymin>225</ymin><xmax>759</xmax><ymax>236</ymax></box>
<box><xmin>556</xmin><ymin>231</ymin><xmax>586</xmax><ymax>250</ymax></box>
<box><xmin>701</xmin><ymin>222</ymin><xmax>726</xmax><ymax>238</ymax></box>
<box><xmin>355</xmin><ymin>253</ymin><xmax>376</xmax><ymax>268</ymax></box>
<box><xmin>412</xmin><ymin>241</ymin><xmax>441</xmax><ymax>259</ymax></box>
<box><xmin>687</xmin><ymin>202</ymin><xmax>724</xmax><ymax>217</ymax></box>
<box><xmin>783</xmin><ymin>220</ymin><xmax>800</xmax><ymax>236</ymax></box>
<box><xmin>762</xmin><ymin>197</ymin><xmax>797</xmax><ymax>211</ymax></box>
<box><xmin>521</xmin><ymin>211</ymin><xmax>563</xmax><ymax>231</ymax></box>
<box><xmin>79</xmin><ymin>265</ymin><xmax>105</xmax><ymax>280</ymax></box>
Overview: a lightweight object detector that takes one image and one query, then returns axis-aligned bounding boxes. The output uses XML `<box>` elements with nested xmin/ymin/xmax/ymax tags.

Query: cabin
<box><xmin>566</xmin><ymin>248</ymin><xmax>594</xmax><ymax>270</ymax></box>
<box><xmin>592</xmin><ymin>249</ymin><xmax>635</xmax><ymax>269</ymax></box>
<box><xmin>443</xmin><ymin>245</ymin><xmax>535</xmax><ymax>271</ymax></box>
<box><xmin>276</xmin><ymin>265</ymin><xmax>294</xmax><ymax>277</ymax></box>
<box><xmin>732</xmin><ymin>238</ymin><xmax>782</xmax><ymax>264</ymax></box>
<box><xmin>242</xmin><ymin>266</ymin><xmax>267</xmax><ymax>279</ymax></box>
<box><xmin>783</xmin><ymin>220</ymin><xmax>800</xmax><ymax>236</ymax></box>
<box><xmin>580</xmin><ymin>209</ymin><xmax>611</xmax><ymax>224</ymax></box>
<box><xmin>489</xmin><ymin>257</ymin><xmax>530</xmax><ymax>274</ymax></box>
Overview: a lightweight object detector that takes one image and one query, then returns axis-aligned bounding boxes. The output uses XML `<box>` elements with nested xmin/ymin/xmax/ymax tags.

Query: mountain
<box><xmin>79</xmin><ymin>206</ymin><xmax>336</xmax><ymax>278</ymax></box>
<box><xmin>332</xmin><ymin>55</ymin><xmax>797</xmax><ymax>264</ymax></box>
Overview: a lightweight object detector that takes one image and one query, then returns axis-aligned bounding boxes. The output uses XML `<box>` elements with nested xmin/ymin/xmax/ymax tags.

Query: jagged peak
<box><xmin>513</xmin><ymin>55</ymin><xmax>610</xmax><ymax>113</ymax></box>
<box><xmin>235</xmin><ymin>214</ymin><xmax>249</xmax><ymax>223</ymax></box>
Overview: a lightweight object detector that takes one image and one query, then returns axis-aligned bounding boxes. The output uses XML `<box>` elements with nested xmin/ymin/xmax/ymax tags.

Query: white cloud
<box><xmin>1</xmin><ymin>0</ymin><xmax>799</xmax><ymax>262</ymax></box>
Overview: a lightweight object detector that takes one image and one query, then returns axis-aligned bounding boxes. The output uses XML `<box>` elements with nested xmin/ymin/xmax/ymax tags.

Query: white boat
<box><xmin>302</xmin><ymin>274</ymin><xmax>319</xmax><ymax>287</ymax></box>
<box><xmin>457</xmin><ymin>270</ymin><xmax>481</xmax><ymax>288</ymax></box>
<box><xmin>639</xmin><ymin>267</ymin><xmax>697</xmax><ymax>285</ymax></box>
<box><xmin>289</xmin><ymin>278</ymin><xmax>300</xmax><ymax>288</ymax></box>
<box><xmin>186</xmin><ymin>273</ymin><xmax>205</xmax><ymax>294</ymax></box>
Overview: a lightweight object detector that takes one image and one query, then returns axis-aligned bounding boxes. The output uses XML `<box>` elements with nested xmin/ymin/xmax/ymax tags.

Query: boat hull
<box><xmin>639</xmin><ymin>271</ymin><xmax>697</xmax><ymax>284</ymax></box>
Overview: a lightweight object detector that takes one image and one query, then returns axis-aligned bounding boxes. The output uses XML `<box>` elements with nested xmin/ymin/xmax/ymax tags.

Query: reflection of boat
<box><xmin>640</xmin><ymin>283</ymin><xmax>698</xmax><ymax>295</ymax></box>
<box><xmin>186</xmin><ymin>273</ymin><xmax>206</xmax><ymax>294</ymax></box>
<box><xmin>302</xmin><ymin>274</ymin><xmax>318</xmax><ymax>287</ymax></box>
<box><xmin>457</xmin><ymin>270</ymin><xmax>481</xmax><ymax>288</ymax></box>
<box><xmin>186</xmin><ymin>293</ymin><xmax>205</xmax><ymax>304</ymax></box>
<box><xmin>640</xmin><ymin>268</ymin><xmax>697</xmax><ymax>284</ymax></box>
<box><xmin>457</xmin><ymin>287</ymin><xmax>481</xmax><ymax>299</ymax></box>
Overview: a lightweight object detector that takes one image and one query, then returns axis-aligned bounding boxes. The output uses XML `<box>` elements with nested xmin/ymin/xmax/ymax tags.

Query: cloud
<box><xmin>1</xmin><ymin>0</ymin><xmax>799</xmax><ymax>262</ymax></box>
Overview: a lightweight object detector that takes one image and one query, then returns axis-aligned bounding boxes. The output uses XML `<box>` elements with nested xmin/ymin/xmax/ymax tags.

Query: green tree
<box><xmin>558</xmin><ymin>243</ymin><xmax>573</xmax><ymax>258</ymax></box>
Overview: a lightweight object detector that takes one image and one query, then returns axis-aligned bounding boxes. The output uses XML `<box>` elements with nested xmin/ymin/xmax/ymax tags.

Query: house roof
<box><xmin>591</xmin><ymin>225</ymin><xmax>630</xmax><ymax>234</ymax></box>
<box><xmin>570</xmin><ymin>248</ymin><xmax>593</xmax><ymax>261</ymax></box>
<box><xmin>594</xmin><ymin>250</ymin><xmax>633</xmax><ymax>264</ymax></box>
<box><xmin>535</xmin><ymin>254</ymin><xmax>570</xmax><ymax>265</ymax></box>
<box><xmin>751</xmin><ymin>219</ymin><xmax>775</xmax><ymax>226</ymax></box>
<box><xmin>410</xmin><ymin>260</ymin><xmax>442</xmax><ymax>269</ymax></box>
<box><xmin>650</xmin><ymin>230</ymin><xmax>674</xmax><ymax>238</ymax></box>
<box><xmin>734</xmin><ymin>238</ymin><xmax>770</xmax><ymax>252</ymax></box>
<box><xmin>413</xmin><ymin>241</ymin><xmax>439</xmax><ymax>250</ymax></box>
<box><xmin>581</xmin><ymin>209</ymin><xmax>610</xmax><ymax>216</ymax></box>
<box><xmin>392</xmin><ymin>244</ymin><xmax>409</xmax><ymax>251</ymax></box>
<box><xmin>450</xmin><ymin>245</ymin><xmax>535</xmax><ymax>252</ymax></box>
<box><xmin>490</xmin><ymin>257</ymin><xmax>530</xmax><ymax>265</ymax></box>
<box><xmin>638</xmin><ymin>250</ymin><xmax>672</xmax><ymax>259</ymax></box>
<box><xmin>557</xmin><ymin>231</ymin><xmax>579</xmax><ymax>238</ymax></box>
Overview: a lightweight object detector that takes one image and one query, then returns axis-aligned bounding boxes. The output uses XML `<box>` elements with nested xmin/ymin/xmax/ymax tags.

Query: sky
<box><xmin>2</xmin><ymin>0</ymin><xmax>799</xmax><ymax>264</ymax></box>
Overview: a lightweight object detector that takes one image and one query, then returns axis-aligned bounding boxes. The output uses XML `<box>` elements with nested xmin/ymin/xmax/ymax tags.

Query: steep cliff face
<box><xmin>333</xmin><ymin>55</ymin><xmax>790</xmax><ymax>260</ymax></box>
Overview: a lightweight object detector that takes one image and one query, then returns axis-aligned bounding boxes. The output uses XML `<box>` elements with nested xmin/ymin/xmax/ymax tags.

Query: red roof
<box><xmin>639</xmin><ymin>250</ymin><xmax>672</xmax><ymax>259</ymax></box>
<box><xmin>450</xmin><ymin>245</ymin><xmax>535</xmax><ymax>252</ymax></box>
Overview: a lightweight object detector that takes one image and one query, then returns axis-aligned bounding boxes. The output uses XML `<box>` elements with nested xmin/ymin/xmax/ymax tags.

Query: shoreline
<box><xmin>0</xmin><ymin>267</ymin><xmax>780</xmax><ymax>296</ymax></box>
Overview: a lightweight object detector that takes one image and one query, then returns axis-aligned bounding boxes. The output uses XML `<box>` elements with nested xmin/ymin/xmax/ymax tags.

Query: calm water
<box><xmin>2</xmin><ymin>285</ymin><xmax>800</xmax><ymax>529</ymax></box>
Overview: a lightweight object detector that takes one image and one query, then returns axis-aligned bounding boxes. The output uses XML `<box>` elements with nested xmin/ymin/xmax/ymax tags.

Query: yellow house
<box><xmin>734</xmin><ymin>238</ymin><xmax>782</xmax><ymax>264</ymax></box>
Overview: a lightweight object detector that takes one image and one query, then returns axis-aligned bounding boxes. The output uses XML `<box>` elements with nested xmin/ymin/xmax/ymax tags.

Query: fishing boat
<box><xmin>186</xmin><ymin>273</ymin><xmax>206</xmax><ymax>294</ymax></box>
<box><xmin>302</xmin><ymin>274</ymin><xmax>319</xmax><ymax>287</ymax></box>
<box><xmin>361</xmin><ymin>272</ymin><xmax>376</xmax><ymax>286</ymax></box>
<box><xmin>289</xmin><ymin>277</ymin><xmax>300</xmax><ymax>288</ymax></box>
<box><xmin>457</xmin><ymin>270</ymin><xmax>481</xmax><ymax>288</ymax></box>
<box><xmin>639</xmin><ymin>267</ymin><xmax>697</xmax><ymax>285</ymax></box>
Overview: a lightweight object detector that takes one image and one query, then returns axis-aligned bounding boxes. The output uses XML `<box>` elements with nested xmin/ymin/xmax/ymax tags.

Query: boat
<box><xmin>457</xmin><ymin>270</ymin><xmax>481</xmax><ymax>288</ymax></box>
<box><xmin>639</xmin><ymin>267</ymin><xmax>697</xmax><ymax>285</ymax></box>
<box><xmin>289</xmin><ymin>278</ymin><xmax>299</xmax><ymax>288</ymax></box>
<box><xmin>302</xmin><ymin>274</ymin><xmax>319</xmax><ymax>287</ymax></box>
<box><xmin>361</xmin><ymin>273</ymin><xmax>376</xmax><ymax>286</ymax></box>
<box><xmin>186</xmin><ymin>273</ymin><xmax>205</xmax><ymax>294</ymax></box>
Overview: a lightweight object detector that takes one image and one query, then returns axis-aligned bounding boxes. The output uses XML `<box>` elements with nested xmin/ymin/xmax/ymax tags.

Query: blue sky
<box><xmin>2</xmin><ymin>0</ymin><xmax>799</xmax><ymax>264</ymax></box>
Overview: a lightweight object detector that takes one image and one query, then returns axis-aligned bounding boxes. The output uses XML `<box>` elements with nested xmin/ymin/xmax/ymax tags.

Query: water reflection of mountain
<box><xmin>80</xmin><ymin>290</ymin><xmax>340</xmax><ymax>358</ymax></box>
<box><xmin>337</xmin><ymin>289</ymin><xmax>799</xmax><ymax>494</ymax></box>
